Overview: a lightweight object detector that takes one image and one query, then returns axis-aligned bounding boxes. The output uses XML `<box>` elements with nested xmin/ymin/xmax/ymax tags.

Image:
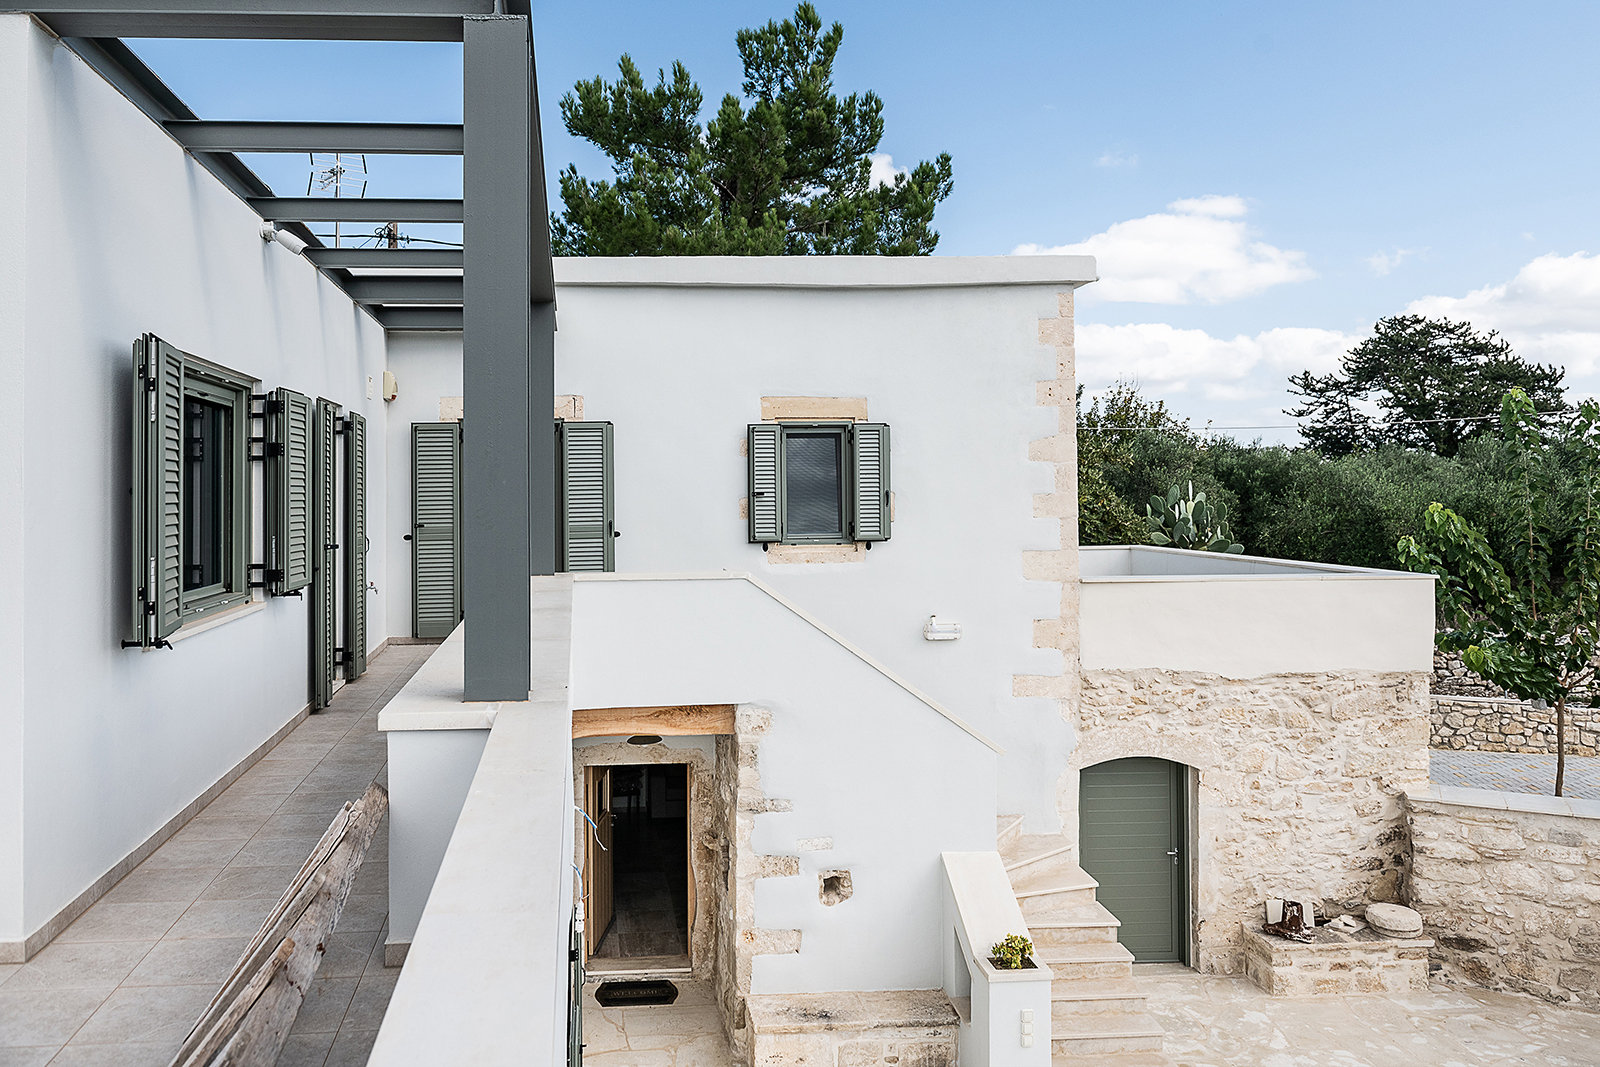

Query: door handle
<box><xmin>1167</xmin><ymin>847</ymin><xmax>1180</xmax><ymax>864</ymax></box>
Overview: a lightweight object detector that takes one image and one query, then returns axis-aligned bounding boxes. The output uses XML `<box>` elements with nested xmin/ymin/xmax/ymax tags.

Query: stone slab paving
<box><xmin>1430</xmin><ymin>750</ymin><xmax>1600</xmax><ymax>800</ymax></box>
<box><xmin>581</xmin><ymin>978</ymin><xmax>733</xmax><ymax>1067</ymax></box>
<box><xmin>0</xmin><ymin>643</ymin><xmax>433</xmax><ymax>1067</ymax></box>
<box><xmin>1136</xmin><ymin>963</ymin><xmax>1600</xmax><ymax>1066</ymax></box>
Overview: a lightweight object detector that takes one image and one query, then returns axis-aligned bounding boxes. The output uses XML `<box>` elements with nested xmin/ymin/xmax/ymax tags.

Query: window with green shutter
<box><xmin>556</xmin><ymin>420</ymin><xmax>615</xmax><ymax>572</ymax></box>
<box><xmin>127</xmin><ymin>335</ymin><xmax>255</xmax><ymax>648</ymax></box>
<box><xmin>745</xmin><ymin>421</ymin><xmax>891</xmax><ymax>547</ymax></box>
<box><xmin>344</xmin><ymin>411</ymin><xmax>370</xmax><ymax>680</ymax></box>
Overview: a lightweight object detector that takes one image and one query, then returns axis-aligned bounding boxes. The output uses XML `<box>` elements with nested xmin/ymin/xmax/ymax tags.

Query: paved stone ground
<box><xmin>1430</xmin><ymin>750</ymin><xmax>1600</xmax><ymax>800</ymax></box>
<box><xmin>0</xmin><ymin>643</ymin><xmax>431</xmax><ymax>1067</ymax></box>
<box><xmin>1137</xmin><ymin>963</ymin><xmax>1600</xmax><ymax>1066</ymax></box>
<box><xmin>581</xmin><ymin>977</ymin><xmax>732</xmax><ymax>1066</ymax></box>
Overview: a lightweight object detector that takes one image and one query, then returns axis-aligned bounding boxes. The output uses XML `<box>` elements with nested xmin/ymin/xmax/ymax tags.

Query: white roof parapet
<box><xmin>553</xmin><ymin>254</ymin><xmax>1097</xmax><ymax>290</ymax></box>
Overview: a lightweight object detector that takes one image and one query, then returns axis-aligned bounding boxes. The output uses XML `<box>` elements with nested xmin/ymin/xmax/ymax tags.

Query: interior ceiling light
<box><xmin>626</xmin><ymin>735</ymin><xmax>662</xmax><ymax>746</ymax></box>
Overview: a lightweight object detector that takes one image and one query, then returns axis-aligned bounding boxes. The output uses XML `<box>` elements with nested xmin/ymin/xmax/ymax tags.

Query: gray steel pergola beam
<box><xmin>462</xmin><ymin>14</ymin><xmax>544</xmax><ymax>702</ymax></box>
<box><xmin>249</xmin><ymin>197</ymin><xmax>463</xmax><ymax>223</ymax></box>
<box><xmin>26</xmin><ymin>1</ymin><xmax>509</xmax><ymax>40</ymax></box>
<box><xmin>374</xmin><ymin>307</ymin><xmax>463</xmax><ymax>331</ymax></box>
<box><xmin>166</xmin><ymin>120</ymin><xmax>464</xmax><ymax>154</ymax></box>
<box><xmin>304</xmin><ymin>247</ymin><xmax>463</xmax><ymax>269</ymax></box>
<box><xmin>345</xmin><ymin>277</ymin><xmax>463</xmax><ymax>305</ymax></box>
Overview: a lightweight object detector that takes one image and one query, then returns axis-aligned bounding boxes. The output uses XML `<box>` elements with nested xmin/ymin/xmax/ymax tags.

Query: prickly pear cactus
<box><xmin>1145</xmin><ymin>482</ymin><xmax>1245</xmax><ymax>553</ymax></box>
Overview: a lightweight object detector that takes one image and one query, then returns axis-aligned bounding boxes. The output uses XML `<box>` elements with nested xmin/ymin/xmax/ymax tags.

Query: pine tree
<box><xmin>552</xmin><ymin>4</ymin><xmax>954</xmax><ymax>256</ymax></box>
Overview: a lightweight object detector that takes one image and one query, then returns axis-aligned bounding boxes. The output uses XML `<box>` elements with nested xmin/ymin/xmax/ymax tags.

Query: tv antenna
<box><xmin>307</xmin><ymin>152</ymin><xmax>368</xmax><ymax>247</ymax></box>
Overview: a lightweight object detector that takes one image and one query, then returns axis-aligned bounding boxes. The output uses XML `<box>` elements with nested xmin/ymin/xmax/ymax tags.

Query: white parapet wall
<box><xmin>1079</xmin><ymin>546</ymin><xmax>1437</xmax><ymax>676</ymax></box>
<box><xmin>371</xmin><ymin>578</ymin><xmax>577</xmax><ymax>1066</ymax></box>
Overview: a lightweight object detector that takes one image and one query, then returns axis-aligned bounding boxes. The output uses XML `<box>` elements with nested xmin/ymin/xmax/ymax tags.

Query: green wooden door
<box><xmin>310</xmin><ymin>398</ymin><xmax>339</xmax><ymax>710</ymax></box>
<box><xmin>412</xmin><ymin>422</ymin><xmax>463</xmax><ymax>639</ymax></box>
<box><xmin>1079</xmin><ymin>757</ymin><xmax>1188</xmax><ymax>963</ymax></box>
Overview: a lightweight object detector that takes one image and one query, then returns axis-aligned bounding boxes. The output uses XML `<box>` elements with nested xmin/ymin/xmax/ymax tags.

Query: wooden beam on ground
<box><xmin>169</xmin><ymin>782</ymin><xmax>388</xmax><ymax>1067</ymax></box>
<box><xmin>571</xmin><ymin>704</ymin><xmax>737</xmax><ymax>739</ymax></box>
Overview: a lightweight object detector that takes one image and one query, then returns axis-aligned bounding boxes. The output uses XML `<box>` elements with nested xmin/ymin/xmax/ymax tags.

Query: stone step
<box><xmin>997</xmin><ymin>813</ymin><xmax>1027</xmax><ymax>852</ymax></box>
<box><xmin>1050</xmin><ymin>978</ymin><xmax>1147</xmax><ymax>1018</ymax></box>
<box><xmin>1027</xmin><ymin>902</ymin><xmax>1121</xmax><ymax>949</ymax></box>
<box><xmin>1050</xmin><ymin>1010</ymin><xmax>1166</xmax><ymax>1057</ymax></box>
<box><xmin>1005</xmin><ymin>842</ymin><xmax>1076</xmax><ymax>875</ymax></box>
<box><xmin>1018</xmin><ymin>881</ymin><xmax>1100</xmax><ymax>919</ymax></box>
<box><xmin>1036</xmin><ymin>942</ymin><xmax>1136</xmax><ymax>983</ymax></box>
<box><xmin>1010</xmin><ymin>858</ymin><xmax>1096</xmax><ymax>899</ymax></box>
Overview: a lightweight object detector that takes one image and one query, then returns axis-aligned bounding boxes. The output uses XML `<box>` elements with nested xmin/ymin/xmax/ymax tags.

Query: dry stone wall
<box><xmin>1432</xmin><ymin>696</ymin><xmax>1600</xmax><ymax>756</ymax></box>
<box><xmin>1073</xmin><ymin>669</ymin><xmax>1432</xmax><ymax>974</ymax></box>
<box><xmin>1408</xmin><ymin>789</ymin><xmax>1600</xmax><ymax>1012</ymax></box>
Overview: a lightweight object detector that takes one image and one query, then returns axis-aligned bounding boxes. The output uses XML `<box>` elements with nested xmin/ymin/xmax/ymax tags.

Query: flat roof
<box><xmin>553</xmin><ymin>254</ymin><xmax>1097</xmax><ymax>290</ymax></box>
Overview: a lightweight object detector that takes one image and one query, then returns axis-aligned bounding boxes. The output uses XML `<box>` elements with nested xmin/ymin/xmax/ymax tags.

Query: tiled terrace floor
<box><xmin>1431</xmin><ymin>750</ymin><xmax>1600</xmax><ymax>800</ymax></box>
<box><xmin>0</xmin><ymin>643</ymin><xmax>432</xmax><ymax>1067</ymax></box>
<box><xmin>1138</xmin><ymin>963</ymin><xmax>1600</xmax><ymax>1066</ymax></box>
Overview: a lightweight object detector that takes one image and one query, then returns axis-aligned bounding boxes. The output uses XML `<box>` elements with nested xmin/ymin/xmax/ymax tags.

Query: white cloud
<box><xmin>1013</xmin><ymin>195</ymin><xmax>1311</xmax><ymax>304</ymax></box>
<box><xmin>868</xmin><ymin>152</ymin><xmax>907</xmax><ymax>189</ymax></box>
<box><xmin>1094</xmin><ymin>148</ymin><xmax>1138</xmax><ymax>168</ymax></box>
<box><xmin>1077</xmin><ymin>323</ymin><xmax>1354</xmax><ymax>404</ymax></box>
<box><xmin>1407</xmin><ymin>251</ymin><xmax>1600</xmax><ymax>378</ymax></box>
<box><xmin>1366</xmin><ymin>247</ymin><xmax>1422</xmax><ymax>276</ymax></box>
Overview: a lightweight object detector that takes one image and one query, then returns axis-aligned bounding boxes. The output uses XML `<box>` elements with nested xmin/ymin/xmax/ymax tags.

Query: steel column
<box><xmin>462</xmin><ymin>14</ymin><xmax>535</xmax><ymax>701</ymax></box>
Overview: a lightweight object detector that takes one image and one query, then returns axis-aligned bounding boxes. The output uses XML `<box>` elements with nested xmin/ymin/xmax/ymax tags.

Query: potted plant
<box><xmin>988</xmin><ymin>933</ymin><xmax>1036</xmax><ymax>970</ymax></box>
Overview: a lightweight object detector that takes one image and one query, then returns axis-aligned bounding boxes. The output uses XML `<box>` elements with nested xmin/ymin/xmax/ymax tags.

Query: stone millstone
<box><xmin>1365</xmin><ymin>903</ymin><xmax>1424</xmax><ymax>939</ymax></box>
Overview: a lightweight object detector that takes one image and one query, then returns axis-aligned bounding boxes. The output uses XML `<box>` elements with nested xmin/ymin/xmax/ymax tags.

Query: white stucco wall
<box><xmin>0</xmin><ymin>13</ymin><xmax>30</xmax><ymax>946</ymax></box>
<box><xmin>0</xmin><ymin>15</ymin><xmax>391</xmax><ymax>944</ymax></box>
<box><xmin>381</xmin><ymin>265</ymin><xmax>1086</xmax><ymax>821</ymax></box>
<box><xmin>569</xmin><ymin>576</ymin><xmax>998</xmax><ymax>993</ymax></box>
<box><xmin>1079</xmin><ymin>567</ymin><xmax>1438</xmax><ymax>676</ymax></box>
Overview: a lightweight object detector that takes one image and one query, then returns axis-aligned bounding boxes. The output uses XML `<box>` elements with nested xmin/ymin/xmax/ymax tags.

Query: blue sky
<box><xmin>131</xmin><ymin>1</ymin><xmax>1600</xmax><ymax>442</ymax></box>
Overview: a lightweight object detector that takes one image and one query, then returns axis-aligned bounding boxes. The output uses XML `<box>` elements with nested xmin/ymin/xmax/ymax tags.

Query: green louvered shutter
<box><xmin>748</xmin><ymin>423</ymin><xmax>782</xmax><ymax>544</ymax></box>
<box><xmin>148</xmin><ymin>337</ymin><xmax>186</xmax><ymax>642</ymax></box>
<box><xmin>850</xmin><ymin>422</ymin><xmax>892</xmax><ymax>542</ymax></box>
<box><xmin>344</xmin><ymin>412</ymin><xmax>369</xmax><ymax>679</ymax></box>
<box><xmin>267</xmin><ymin>389</ymin><xmax>314</xmax><ymax>594</ymax></box>
<box><xmin>557</xmin><ymin>421</ymin><xmax>614</xmax><ymax>572</ymax></box>
<box><xmin>412</xmin><ymin>422</ymin><xmax>462</xmax><ymax>639</ymax></box>
<box><xmin>311</xmin><ymin>398</ymin><xmax>339</xmax><ymax>709</ymax></box>
<box><xmin>128</xmin><ymin>338</ymin><xmax>160</xmax><ymax>647</ymax></box>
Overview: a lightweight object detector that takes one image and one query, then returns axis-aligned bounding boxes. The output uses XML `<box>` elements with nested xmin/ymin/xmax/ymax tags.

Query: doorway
<box><xmin>1078</xmin><ymin>757</ymin><xmax>1190</xmax><ymax>964</ymax></box>
<box><xmin>583</xmin><ymin>763</ymin><xmax>691</xmax><ymax>967</ymax></box>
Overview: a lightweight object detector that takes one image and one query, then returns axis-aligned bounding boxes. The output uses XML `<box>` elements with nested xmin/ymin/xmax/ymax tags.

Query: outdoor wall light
<box><xmin>626</xmin><ymin>735</ymin><xmax>662</xmax><ymax>746</ymax></box>
<box><xmin>923</xmin><ymin>615</ymin><xmax>962</xmax><ymax>641</ymax></box>
<box><xmin>259</xmin><ymin>222</ymin><xmax>309</xmax><ymax>256</ymax></box>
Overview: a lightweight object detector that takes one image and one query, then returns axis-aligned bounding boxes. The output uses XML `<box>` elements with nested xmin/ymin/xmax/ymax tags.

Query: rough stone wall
<box><xmin>1431</xmin><ymin>696</ymin><xmax>1600</xmax><ymax>756</ymax></box>
<box><xmin>1433</xmin><ymin>647</ymin><xmax>1600</xmax><ymax>703</ymax></box>
<box><xmin>1408</xmin><ymin>791</ymin><xmax>1600</xmax><ymax>1011</ymax></box>
<box><xmin>1074</xmin><ymin>669</ymin><xmax>1432</xmax><ymax>974</ymax></box>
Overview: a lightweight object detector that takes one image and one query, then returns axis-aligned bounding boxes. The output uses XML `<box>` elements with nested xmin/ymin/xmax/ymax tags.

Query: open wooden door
<box><xmin>583</xmin><ymin>766</ymin><xmax>615</xmax><ymax>957</ymax></box>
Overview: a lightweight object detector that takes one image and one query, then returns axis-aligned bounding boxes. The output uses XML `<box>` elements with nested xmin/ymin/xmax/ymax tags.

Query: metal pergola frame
<box><xmin>15</xmin><ymin>1</ymin><xmax>555</xmax><ymax>700</ymax></box>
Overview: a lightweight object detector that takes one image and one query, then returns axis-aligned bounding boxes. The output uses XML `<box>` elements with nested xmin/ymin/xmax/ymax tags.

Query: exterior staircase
<box><xmin>998</xmin><ymin>815</ymin><xmax>1173</xmax><ymax>1066</ymax></box>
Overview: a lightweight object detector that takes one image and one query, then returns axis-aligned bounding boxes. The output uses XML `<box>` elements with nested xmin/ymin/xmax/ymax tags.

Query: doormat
<box><xmin>594</xmin><ymin>979</ymin><xmax>679</xmax><ymax>1007</ymax></box>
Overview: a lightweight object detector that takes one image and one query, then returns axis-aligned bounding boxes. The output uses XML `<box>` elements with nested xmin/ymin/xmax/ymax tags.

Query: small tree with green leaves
<box><xmin>1398</xmin><ymin>389</ymin><xmax>1600</xmax><ymax>796</ymax></box>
